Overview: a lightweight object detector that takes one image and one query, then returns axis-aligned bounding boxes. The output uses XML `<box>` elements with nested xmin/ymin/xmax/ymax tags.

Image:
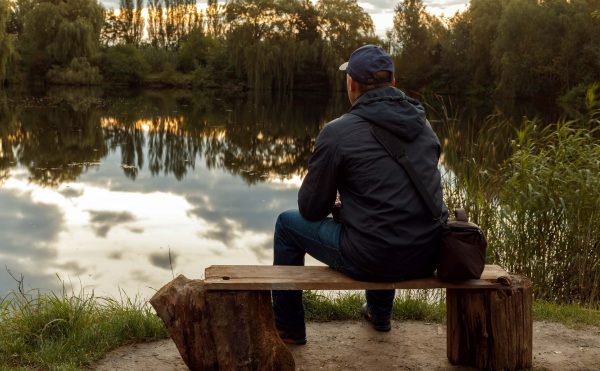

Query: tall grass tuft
<box><xmin>0</xmin><ymin>282</ymin><xmax>167</xmax><ymax>370</ymax></box>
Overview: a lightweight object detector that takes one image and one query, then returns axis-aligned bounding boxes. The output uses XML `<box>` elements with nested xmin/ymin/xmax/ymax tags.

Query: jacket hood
<box><xmin>349</xmin><ymin>86</ymin><xmax>426</xmax><ymax>141</ymax></box>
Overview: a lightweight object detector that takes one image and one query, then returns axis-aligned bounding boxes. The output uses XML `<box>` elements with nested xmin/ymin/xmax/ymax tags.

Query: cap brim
<box><xmin>339</xmin><ymin>62</ymin><xmax>348</xmax><ymax>71</ymax></box>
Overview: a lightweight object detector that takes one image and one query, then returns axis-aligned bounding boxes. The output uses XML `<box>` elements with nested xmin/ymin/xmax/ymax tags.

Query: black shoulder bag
<box><xmin>370</xmin><ymin>124</ymin><xmax>488</xmax><ymax>281</ymax></box>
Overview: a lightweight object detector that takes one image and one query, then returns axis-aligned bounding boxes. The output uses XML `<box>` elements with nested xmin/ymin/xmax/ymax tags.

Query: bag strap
<box><xmin>369</xmin><ymin>124</ymin><xmax>443</xmax><ymax>221</ymax></box>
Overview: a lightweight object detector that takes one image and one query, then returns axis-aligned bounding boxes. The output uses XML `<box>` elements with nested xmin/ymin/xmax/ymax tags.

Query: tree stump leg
<box><xmin>149</xmin><ymin>275</ymin><xmax>295</xmax><ymax>371</ymax></box>
<box><xmin>446</xmin><ymin>274</ymin><xmax>532</xmax><ymax>370</ymax></box>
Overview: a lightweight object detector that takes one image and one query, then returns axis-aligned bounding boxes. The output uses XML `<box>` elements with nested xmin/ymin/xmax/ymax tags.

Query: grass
<box><xmin>533</xmin><ymin>301</ymin><xmax>600</xmax><ymax>329</ymax></box>
<box><xmin>0</xmin><ymin>283</ymin><xmax>167</xmax><ymax>370</ymax></box>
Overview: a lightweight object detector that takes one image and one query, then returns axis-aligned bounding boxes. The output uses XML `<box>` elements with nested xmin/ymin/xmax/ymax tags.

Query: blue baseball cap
<box><xmin>339</xmin><ymin>44</ymin><xmax>394</xmax><ymax>85</ymax></box>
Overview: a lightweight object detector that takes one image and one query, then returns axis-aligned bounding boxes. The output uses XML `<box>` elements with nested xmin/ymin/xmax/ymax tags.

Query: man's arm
<box><xmin>298</xmin><ymin>126</ymin><xmax>339</xmax><ymax>221</ymax></box>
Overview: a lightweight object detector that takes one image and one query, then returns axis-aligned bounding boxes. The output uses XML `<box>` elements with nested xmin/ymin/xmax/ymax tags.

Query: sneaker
<box><xmin>361</xmin><ymin>303</ymin><xmax>391</xmax><ymax>332</ymax></box>
<box><xmin>277</xmin><ymin>329</ymin><xmax>307</xmax><ymax>345</ymax></box>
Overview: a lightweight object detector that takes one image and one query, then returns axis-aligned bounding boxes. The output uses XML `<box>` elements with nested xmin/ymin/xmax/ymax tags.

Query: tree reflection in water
<box><xmin>0</xmin><ymin>88</ymin><xmax>347</xmax><ymax>185</ymax></box>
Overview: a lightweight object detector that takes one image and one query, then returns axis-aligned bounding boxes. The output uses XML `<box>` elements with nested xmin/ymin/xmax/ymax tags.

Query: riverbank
<box><xmin>91</xmin><ymin>320</ymin><xmax>600</xmax><ymax>370</ymax></box>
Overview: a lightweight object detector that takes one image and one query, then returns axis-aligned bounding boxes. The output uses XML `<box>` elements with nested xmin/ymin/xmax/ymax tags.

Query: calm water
<box><xmin>0</xmin><ymin>87</ymin><xmax>558</xmax><ymax>298</ymax></box>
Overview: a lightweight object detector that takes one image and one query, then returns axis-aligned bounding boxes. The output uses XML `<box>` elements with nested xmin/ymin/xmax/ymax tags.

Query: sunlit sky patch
<box><xmin>98</xmin><ymin>0</ymin><xmax>470</xmax><ymax>38</ymax></box>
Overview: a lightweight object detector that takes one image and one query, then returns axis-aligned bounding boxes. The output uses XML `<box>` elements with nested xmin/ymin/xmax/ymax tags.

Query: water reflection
<box><xmin>0</xmin><ymin>87</ymin><xmax>345</xmax><ymax>298</ymax></box>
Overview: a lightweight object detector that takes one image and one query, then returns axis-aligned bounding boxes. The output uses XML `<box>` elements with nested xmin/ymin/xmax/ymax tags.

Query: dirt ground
<box><xmin>90</xmin><ymin>320</ymin><xmax>600</xmax><ymax>370</ymax></box>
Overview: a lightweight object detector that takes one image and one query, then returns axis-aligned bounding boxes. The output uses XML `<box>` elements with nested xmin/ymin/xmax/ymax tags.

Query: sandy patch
<box><xmin>90</xmin><ymin>321</ymin><xmax>600</xmax><ymax>370</ymax></box>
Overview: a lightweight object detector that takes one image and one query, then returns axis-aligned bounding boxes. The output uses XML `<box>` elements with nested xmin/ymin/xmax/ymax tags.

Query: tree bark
<box><xmin>446</xmin><ymin>274</ymin><xmax>533</xmax><ymax>370</ymax></box>
<box><xmin>149</xmin><ymin>275</ymin><xmax>295</xmax><ymax>371</ymax></box>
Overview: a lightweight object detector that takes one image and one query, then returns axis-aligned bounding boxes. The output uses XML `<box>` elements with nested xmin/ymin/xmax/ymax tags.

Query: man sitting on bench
<box><xmin>272</xmin><ymin>44</ymin><xmax>448</xmax><ymax>345</ymax></box>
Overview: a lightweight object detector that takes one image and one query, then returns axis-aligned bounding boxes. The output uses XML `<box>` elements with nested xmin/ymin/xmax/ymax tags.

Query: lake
<box><xmin>0</xmin><ymin>87</ymin><xmax>558</xmax><ymax>299</ymax></box>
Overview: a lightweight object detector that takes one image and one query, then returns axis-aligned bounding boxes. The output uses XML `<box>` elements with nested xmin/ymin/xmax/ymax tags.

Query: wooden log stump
<box><xmin>446</xmin><ymin>274</ymin><xmax>533</xmax><ymax>370</ymax></box>
<box><xmin>150</xmin><ymin>275</ymin><xmax>295</xmax><ymax>371</ymax></box>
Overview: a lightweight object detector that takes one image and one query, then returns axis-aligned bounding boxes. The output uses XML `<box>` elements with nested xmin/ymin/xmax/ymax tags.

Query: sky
<box><xmin>99</xmin><ymin>0</ymin><xmax>470</xmax><ymax>38</ymax></box>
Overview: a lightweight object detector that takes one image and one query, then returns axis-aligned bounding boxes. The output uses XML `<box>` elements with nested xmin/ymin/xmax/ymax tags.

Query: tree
<box><xmin>390</xmin><ymin>0</ymin><xmax>446</xmax><ymax>90</ymax></box>
<box><xmin>119</xmin><ymin>0</ymin><xmax>145</xmax><ymax>46</ymax></box>
<box><xmin>20</xmin><ymin>0</ymin><xmax>104</xmax><ymax>79</ymax></box>
<box><xmin>164</xmin><ymin>0</ymin><xmax>199</xmax><ymax>49</ymax></box>
<box><xmin>317</xmin><ymin>0</ymin><xmax>377</xmax><ymax>90</ymax></box>
<box><xmin>147</xmin><ymin>0</ymin><xmax>166</xmax><ymax>47</ymax></box>
<box><xmin>204</xmin><ymin>0</ymin><xmax>226</xmax><ymax>37</ymax></box>
<box><xmin>0</xmin><ymin>0</ymin><xmax>15</xmax><ymax>85</ymax></box>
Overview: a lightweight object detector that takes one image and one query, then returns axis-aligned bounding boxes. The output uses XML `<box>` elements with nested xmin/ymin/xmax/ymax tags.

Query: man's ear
<box><xmin>392</xmin><ymin>78</ymin><xmax>396</xmax><ymax>87</ymax></box>
<box><xmin>349</xmin><ymin>78</ymin><xmax>359</xmax><ymax>92</ymax></box>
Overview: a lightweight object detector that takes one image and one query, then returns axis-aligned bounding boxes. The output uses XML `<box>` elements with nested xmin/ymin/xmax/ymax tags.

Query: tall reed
<box><xmin>433</xmin><ymin>89</ymin><xmax>600</xmax><ymax>306</ymax></box>
<box><xmin>496</xmin><ymin>119</ymin><xmax>600</xmax><ymax>304</ymax></box>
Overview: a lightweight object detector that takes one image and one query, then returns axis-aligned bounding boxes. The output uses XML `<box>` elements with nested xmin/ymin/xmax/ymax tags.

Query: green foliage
<box><xmin>0</xmin><ymin>0</ymin><xmax>15</xmax><ymax>86</ymax></box>
<box><xmin>101</xmin><ymin>44</ymin><xmax>150</xmax><ymax>84</ymax></box>
<box><xmin>46</xmin><ymin>57</ymin><xmax>103</xmax><ymax>85</ymax></box>
<box><xmin>438</xmin><ymin>0</ymin><xmax>600</xmax><ymax>97</ymax></box>
<box><xmin>19</xmin><ymin>0</ymin><xmax>104</xmax><ymax>79</ymax></box>
<box><xmin>390</xmin><ymin>0</ymin><xmax>447</xmax><ymax>90</ymax></box>
<box><xmin>145</xmin><ymin>63</ymin><xmax>193</xmax><ymax>87</ymax></box>
<box><xmin>0</xmin><ymin>285</ymin><xmax>167</xmax><ymax>369</ymax></box>
<box><xmin>140</xmin><ymin>45</ymin><xmax>178</xmax><ymax>73</ymax></box>
<box><xmin>177</xmin><ymin>28</ymin><xmax>209</xmax><ymax>73</ymax></box>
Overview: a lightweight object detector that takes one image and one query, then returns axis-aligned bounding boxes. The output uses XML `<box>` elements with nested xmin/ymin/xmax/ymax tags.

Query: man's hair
<box><xmin>355</xmin><ymin>70</ymin><xmax>393</xmax><ymax>94</ymax></box>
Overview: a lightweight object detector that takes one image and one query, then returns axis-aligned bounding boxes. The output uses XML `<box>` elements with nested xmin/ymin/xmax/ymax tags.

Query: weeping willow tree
<box><xmin>225</xmin><ymin>0</ymin><xmax>292</xmax><ymax>90</ymax></box>
<box><xmin>225</xmin><ymin>0</ymin><xmax>378</xmax><ymax>91</ymax></box>
<box><xmin>0</xmin><ymin>0</ymin><xmax>15</xmax><ymax>86</ymax></box>
<box><xmin>20</xmin><ymin>0</ymin><xmax>104</xmax><ymax>81</ymax></box>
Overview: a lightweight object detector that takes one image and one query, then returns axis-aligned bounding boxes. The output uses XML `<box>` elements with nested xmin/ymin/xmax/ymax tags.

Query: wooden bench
<box><xmin>150</xmin><ymin>264</ymin><xmax>532</xmax><ymax>370</ymax></box>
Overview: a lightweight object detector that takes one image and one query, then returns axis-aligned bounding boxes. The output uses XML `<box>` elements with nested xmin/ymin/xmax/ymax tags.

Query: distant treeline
<box><xmin>1</xmin><ymin>0</ymin><xmax>599</xmax><ymax>98</ymax></box>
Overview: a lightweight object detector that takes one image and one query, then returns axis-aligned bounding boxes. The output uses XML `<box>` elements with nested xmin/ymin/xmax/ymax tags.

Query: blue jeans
<box><xmin>272</xmin><ymin>209</ymin><xmax>395</xmax><ymax>337</ymax></box>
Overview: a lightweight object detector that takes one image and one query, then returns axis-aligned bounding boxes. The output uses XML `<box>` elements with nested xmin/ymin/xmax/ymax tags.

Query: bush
<box><xmin>145</xmin><ymin>63</ymin><xmax>193</xmax><ymax>87</ymax></box>
<box><xmin>139</xmin><ymin>46</ymin><xmax>177</xmax><ymax>74</ymax></box>
<box><xmin>101</xmin><ymin>45</ymin><xmax>149</xmax><ymax>85</ymax></box>
<box><xmin>177</xmin><ymin>29</ymin><xmax>209</xmax><ymax>74</ymax></box>
<box><xmin>46</xmin><ymin>57</ymin><xmax>103</xmax><ymax>85</ymax></box>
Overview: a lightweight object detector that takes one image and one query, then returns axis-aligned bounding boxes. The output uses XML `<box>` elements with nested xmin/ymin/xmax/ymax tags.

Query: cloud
<box><xmin>88</xmin><ymin>210</ymin><xmax>136</xmax><ymax>237</ymax></box>
<box><xmin>362</xmin><ymin>0</ymin><xmax>398</xmax><ymax>13</ymax></box>
<box><xmin>58</xmin><ymin>186</ymin><xmax>84</xmax><ymax>198</ymax></box>
<box><xmin>108</xmin><ymin>251</ymin><xmax>123</xmax><ymax>260</ymax></box>
<box><xmin>149</xmin><ymin>251</ymin><xmax>178</xmax><ymax>270</ymax></box>
<box><xmin>1</xmin><ymin>258</ymin><xmax>62</xmax><ymax>295</ymax></box>
<box><xmin>0</xmin><ymin>189</ymin><xmax>63</xmax><ymax>260</ymax></box>
<box><xmin>53</xmin><ymin>261</ymin><xmax>88</xmax><ymax>277</ymax></box>
<box><xmin>130</xmin><ymin>269</ymin><xmax>153</xmax><ymax>284</ymax></box>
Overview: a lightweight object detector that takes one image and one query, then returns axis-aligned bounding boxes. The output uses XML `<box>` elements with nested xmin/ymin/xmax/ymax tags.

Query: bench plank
<box><xmin>203</xmin><ymin>264</ymin><xmax>509</xmax><ymax>290</ymax></box>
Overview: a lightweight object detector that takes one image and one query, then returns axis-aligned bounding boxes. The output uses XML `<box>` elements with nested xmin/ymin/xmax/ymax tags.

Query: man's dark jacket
<box><xmin>298</xmin><ymin>86</ymin><xmax>448</xmax><ymax>281</ymax></box>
